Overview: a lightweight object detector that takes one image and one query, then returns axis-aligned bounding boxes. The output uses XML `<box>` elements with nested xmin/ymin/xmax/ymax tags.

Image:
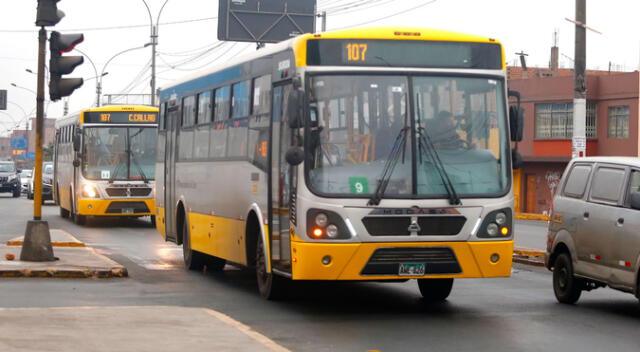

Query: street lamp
<box><xmin>97</xmin><ymin>43</ymin><xmax>151</xmax><ymax>107</ymax></box>
<box><xmin>11</xmin><ymin>83</ymin><xmax>36</xmax><ymax>96</ymax></box>
<box><xmin>141</xmin><ymin>0</ymin><xmax>169</xmax><ymax>106</ymax></box>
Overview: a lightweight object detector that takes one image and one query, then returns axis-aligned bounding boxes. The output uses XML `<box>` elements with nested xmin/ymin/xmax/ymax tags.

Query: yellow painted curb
<box><xmin>515</xmin><ymin>213</ymin><xmax>550</xmax><ymax>221</ymax></box>
<box><xmin>6</xmin><ymin>241</ymin><xmax>85</xmax><ymax>247</ymax></box>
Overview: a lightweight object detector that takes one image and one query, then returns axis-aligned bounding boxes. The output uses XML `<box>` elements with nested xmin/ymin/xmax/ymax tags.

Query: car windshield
<box><xmin>22</xmin><ymin>169</ymin><xmax>33</xmax><ymax>177</ymax></box>
<box><xmin>82</xmin><ymin>127</ymin><xmax>156</xmax><ymax>181</ymax></box>
<box><xmin>306</xmin><ymin>74</ymin><xmax>509</xmax><ymax>199</ymax></box>
<box><xmin>0</xmin><ymin>164</ymin><xmax>16</xmax><ymax>172</ymax></box>
<box><xmin>44</xmin><ymin>164</ymin><xmax>53</xmax><ymax>175</ymax></box>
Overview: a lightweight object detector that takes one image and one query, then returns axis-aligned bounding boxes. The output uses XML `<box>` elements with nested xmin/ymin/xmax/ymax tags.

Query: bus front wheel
<box><xmin>182</xmin><ymin>217</ymin><xmax>206</xmax><ymax>271</ymax></box>
<box><xmin>418</xmin><ymin>278</ymin><xmax>454</xmax><ymax>302</ymax></box>
<box><xmin>256</xmin><ymin>235</ymin><xmax>286</xmax><ymax>300</ymax></box>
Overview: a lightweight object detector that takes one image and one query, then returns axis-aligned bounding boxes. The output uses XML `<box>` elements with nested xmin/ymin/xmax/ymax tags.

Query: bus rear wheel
<box><xmin>256</xmin><ymin>235</ymin><xmax>286</xmax><ymax>300</ymax></box>
<box><xmin>182</xmin><ymin>217</ymin><xmax>206</xmax><ymax>271</ymax></box>
<box><xmin>418</xmin><ymin>278</ymin><xmax>454</xmax><ymax>302</ymax></box>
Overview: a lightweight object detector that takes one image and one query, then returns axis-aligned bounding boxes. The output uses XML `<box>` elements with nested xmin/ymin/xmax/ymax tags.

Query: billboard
<box><xmin>218</xmin><ymin>0</ymin><xmax>316</xmax><ymax>43</ymax></box>
<box><xmin>10</xmin><ymin>138</ymin><xmax>27</xmax><ymax>150</ymax></box>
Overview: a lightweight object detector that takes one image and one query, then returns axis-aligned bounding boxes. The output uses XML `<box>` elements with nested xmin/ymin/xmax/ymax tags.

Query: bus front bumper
<box><xmin>290</xmin><ymin>240</ymin><xmax>513</xmax><ymax>280</ymax></box>
<box><xmin>77</xmin><ymin>198</ymin><xmax>156</xmax><ymax>217</ymax></box>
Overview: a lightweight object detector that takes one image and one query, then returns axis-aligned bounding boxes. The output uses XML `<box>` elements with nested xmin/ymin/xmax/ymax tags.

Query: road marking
<box><xmin>203</xmin><ymin>308</ymin><xmax>291</xmax><ymax>352</ymax></box>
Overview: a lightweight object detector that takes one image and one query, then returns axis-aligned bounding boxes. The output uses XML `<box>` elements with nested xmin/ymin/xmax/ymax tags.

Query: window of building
<box><xmin>182</xmin><ymin>96</ymin><xmax>197</xmax><ymax>127</ymax></box>
<box><xmin>214</xmin><ymin>86</ymin><xmax>230</xmax><ymax>122</ymax></box>
<box><xmin>607</xmin><ymin>105</ymin><xmax>629</xmax><ymax>139</ymax></box>
<box><xmin>252</xmin><ymin>75</ymin><xmax>271</xmax><ymax>115</ymax></box>
<box><xmin>197</xmin><ymin>91</ymin><xmax>212</xmax><ymax>125</ymax></box>
<box><xmin>535</xmin><ymin>102</ymin><xmax>596</xmax><ymax>139</ymax></box>
<box><xmin>232</xmin><ymin>80</ymin><xmax>250</xmax><ymax>118</ymax></box>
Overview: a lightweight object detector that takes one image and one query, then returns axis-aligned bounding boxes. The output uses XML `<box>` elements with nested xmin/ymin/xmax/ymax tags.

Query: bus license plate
<box><xmin>122</xmin><ymin>208</ymin><xmax>134</xmax><ymax>214</ymax></box>
<box><xmin>399</xmin><ymin>263</ymin><xmax>425</xmax><ymax>276</ymax></box>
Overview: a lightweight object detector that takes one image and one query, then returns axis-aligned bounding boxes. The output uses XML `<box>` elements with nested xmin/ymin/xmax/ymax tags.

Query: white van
<box><xmin>546</xmin><ymin>157</ymin><xmax>640</xmax><ymax>304</ymax></box>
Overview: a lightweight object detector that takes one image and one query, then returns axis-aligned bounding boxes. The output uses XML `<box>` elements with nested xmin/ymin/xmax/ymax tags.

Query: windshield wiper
<box><xmin>416</xmin><ymin>94</ymin><xmax>461</xmax><ymax>205</ymax></box>
<box><xmin>108</xmin><ymin>162</ymin><xmax>124</xmax><ymax>184</ymax></box>
<box><xmin>368</xmin><ymin>125</ymin><xmax>410</xmax><ymax>206</ymax></box>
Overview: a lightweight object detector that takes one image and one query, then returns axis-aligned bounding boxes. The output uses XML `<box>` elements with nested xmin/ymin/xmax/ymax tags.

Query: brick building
<box><xmin>508</xmin><ymin>69</ymin><xmax>640</xmax><ymax>215</ymax></box>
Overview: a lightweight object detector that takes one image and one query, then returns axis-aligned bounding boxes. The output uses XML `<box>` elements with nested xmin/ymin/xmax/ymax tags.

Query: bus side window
<box><xmin>159</xmin><ymin>102</ymin><xmax>167</xmax><ymax>131</ymax></box>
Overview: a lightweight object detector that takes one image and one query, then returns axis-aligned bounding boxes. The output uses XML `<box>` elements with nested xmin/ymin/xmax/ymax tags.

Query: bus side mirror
<box><xmin>630</xmin><ymin>192</ymin><xmax>640</xmax><ymax>210</ymax></box>
<box><xmin>72</xmin><ymin>159</ymin><xmax>81</xmax><ymax>168</ymax></box>
<box><xmin>509</xmin><ymin>106</ymin><xmax>524</xmax><ymax>142</ymax></box>
<box><xmin>285</xmin><ymin>146</ymin><xmax>304</xmax><ymax>166</ymax></box>
<box><xmin>72</xmin><ymin>133</ymin><xmax>81</xmax><ymax>152</ymax></box>
<box><xmin>508</xmin><ymin>90</ymin><xmax>524</xmax><ymax>142</ymax></box>
<box><xmin>287</xmin><ymin>90</ymin><xmax>303</xmax><ymax>129</ymax></box>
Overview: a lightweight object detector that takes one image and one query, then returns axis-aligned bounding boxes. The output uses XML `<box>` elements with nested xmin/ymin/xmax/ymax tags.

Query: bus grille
<box><xmin>362</xmin><ymin>216</ymin><xmax>466</xmax><ymax>236</ymax></box>
<box><xmin>105</xmin><ymin>201</ymin><xmax>150</xmax><ymax>214</ymax></box>
<box><xmin>361</xmin><ymin>247</ymin><xmax>461</xmax><ymax>275</ymax></box>
<box><xmin>106</xmin><ymin>187</ymin><xmax>152</xmax><ymax>197</ymax></box>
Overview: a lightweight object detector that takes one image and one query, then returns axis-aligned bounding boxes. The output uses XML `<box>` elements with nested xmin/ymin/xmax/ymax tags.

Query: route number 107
<box><xmin>346</xmin><ymin>43</ymin><xmax>368</xmax><ymax>62</ymax></box>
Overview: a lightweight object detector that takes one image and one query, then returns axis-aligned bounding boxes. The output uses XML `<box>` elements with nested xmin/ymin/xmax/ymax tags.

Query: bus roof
<box><xmin>160</xmin><ymin>26</ymin><xmax>504</xmax><ymax>95</ymax></box>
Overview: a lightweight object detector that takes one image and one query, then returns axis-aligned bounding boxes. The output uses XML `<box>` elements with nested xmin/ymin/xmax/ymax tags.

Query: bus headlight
<box><xmin>477</xmin><ymin>208</ymin><xmax>512</xmax><ymax>238</ymax></box>
<box><xmin>82</xmin><ymin>184</ymin><xmax>99</xmax><ymax>198</ymax></box>
<box><xmin>315</xmin><ymin>213</ymin><xmax>328</xmax><ymax>227</ymax></box>
<box><xmin>306</xmin><ymin>209</ymin><xmax>349</xmax><ymax>240</ymax></box>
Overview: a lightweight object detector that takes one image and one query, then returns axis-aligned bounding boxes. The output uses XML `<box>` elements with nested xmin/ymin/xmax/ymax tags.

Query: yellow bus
<box><xmin>156</xmin><ymin>27</ymin><xmax>523</xmax><ymax>300</ymax></box>
<box><xmin>54</xmin><ymin>105</ymin><xmax>158</xmax><ymax>225</ymax></box>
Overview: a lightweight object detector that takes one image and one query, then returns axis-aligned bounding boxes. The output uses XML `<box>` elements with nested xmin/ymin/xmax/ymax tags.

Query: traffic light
<box><xmin>36</xmin><ymin>0</ymin><xmax>65</xmax><ymax>27</ymax></box>
<box><xmin>49</xmin><ymin>31</ymin><xmax>84</xmax><ymax>101</ymax></box>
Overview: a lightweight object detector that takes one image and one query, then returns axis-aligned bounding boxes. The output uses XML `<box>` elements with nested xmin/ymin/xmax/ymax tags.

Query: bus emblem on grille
<box><xmin>408</xmin><ymin>219</ymin><xmax>421</xmax><ymax>233</ymax></box>
<box><xmin>126</xmin><ymin>188</ymin><xmax>131</xmax><ymax>197</ymax></box>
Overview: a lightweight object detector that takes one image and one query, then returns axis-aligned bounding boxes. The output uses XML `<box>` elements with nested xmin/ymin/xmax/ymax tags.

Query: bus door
<box><xmin>164</xmin><ymin>105</ymin><xmax>180</xmax><ymax>242</ymax></box>
<box><xmin>269</xmin><ymin>83</ymin><xmax>294</xmax><ymax>272</ymax></box>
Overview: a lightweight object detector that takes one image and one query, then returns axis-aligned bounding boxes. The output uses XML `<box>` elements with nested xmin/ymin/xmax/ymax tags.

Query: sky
<box><xmin>1</xmin><ymin>0</ymin><xmax>639</xmax><ymax>136</ymax></box>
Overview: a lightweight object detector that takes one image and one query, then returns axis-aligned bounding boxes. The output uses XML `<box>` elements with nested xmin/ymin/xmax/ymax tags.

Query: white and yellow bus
<box><xmin>156</xmin><ymin>27</ymin><xmax>523</xmax><ymax>300</ymax></box>
<box><xmin>54</xmin><ymin>105</ymin><xmax>158</xmax><ymax>225</ymax></box>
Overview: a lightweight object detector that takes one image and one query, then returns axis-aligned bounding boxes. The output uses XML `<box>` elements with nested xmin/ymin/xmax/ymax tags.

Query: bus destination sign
<box><xmin>84</xmin><ymin>111</ymin><xmax>158</xmax><ymax>124</ymax></box>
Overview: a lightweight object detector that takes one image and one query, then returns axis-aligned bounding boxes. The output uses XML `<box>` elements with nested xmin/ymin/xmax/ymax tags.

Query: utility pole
<box><xmin>150</xmin><ymin>24</ymin><xmax>157</xmax><ymax>106</ymax></box>
<box><xmin>572</xmin><ymin>0</ymin><xmax>587</xmax><ymax>158</ymax></box>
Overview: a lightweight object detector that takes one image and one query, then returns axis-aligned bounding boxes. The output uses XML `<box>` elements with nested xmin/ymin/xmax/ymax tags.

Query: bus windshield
<box><xmin>82</xmin><ymin>126</ymin><xmax>156</xmax><ymax>181</ymax></box>
<box><xmin>306</xmin><ymin>74</ymin><xmax>508</xmax><ymax>199</ymax></box>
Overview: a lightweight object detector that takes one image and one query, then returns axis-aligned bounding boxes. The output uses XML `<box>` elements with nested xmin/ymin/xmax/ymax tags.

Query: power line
<box><xmin>334</xmin><ymin>0</ymin><xmax>438</xmax><ymax>30</ymax></box>
<box><xmin>0</xmin><ymin>16</ymin><xmax>217</xmax><ymax>33</ymax></box>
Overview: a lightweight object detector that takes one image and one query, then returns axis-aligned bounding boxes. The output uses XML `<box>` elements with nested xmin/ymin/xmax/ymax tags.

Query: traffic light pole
<box><xmin>20</xmin><ymin>26</ymin><xmax>55</xmax><ymax>262</ymax></box>
<box><xmin>34</xmin><ymin>27</ymin><xmax>45</xmax><ymax>219</ymax></box>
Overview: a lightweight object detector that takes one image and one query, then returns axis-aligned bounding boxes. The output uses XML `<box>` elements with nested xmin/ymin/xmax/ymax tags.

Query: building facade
<box><xmin>508</xmin><ymin>70</ymin><xmax>640</xmax><ymax>215</ymax></box>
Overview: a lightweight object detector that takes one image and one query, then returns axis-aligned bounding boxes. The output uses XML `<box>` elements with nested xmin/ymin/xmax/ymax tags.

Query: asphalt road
<box><xmin>1</xmin><ymin>195</ymin><xmax>639</xmax><ymax>352</ymax></box>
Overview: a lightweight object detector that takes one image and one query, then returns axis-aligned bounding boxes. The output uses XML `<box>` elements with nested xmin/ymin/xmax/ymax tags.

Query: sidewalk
<box><xmin>0</xmin><ymin>306</ymin><xmax>289</xmax><ymax>352</ymax></box>
<box><xmin>0</xmin><ymin>229</ymin><xmax>126</xmax><ymax>278</ymax></box>
<box><xmin>513</xmin><ymin>217</ymin><xmax>548</xmax><ymax>267</ymax></box>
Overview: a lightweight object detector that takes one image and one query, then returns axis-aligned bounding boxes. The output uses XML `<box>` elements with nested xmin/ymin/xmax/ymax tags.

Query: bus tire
<box><xmin>71</xmin><ymin>195</ymin><xmax>86</xmax><ymax>225</ymax></box>
<box><xmin>150</xmin><ymin>215</ymin><xmax>156</xmax><ymax>228</ymax></box>
<box><xmin>553</xmin><ymin>253</ymin><xmax>582</xmax><ymax>304</ymax></box>
<box><xmin>256</xmin><ymin>234</ymin><xmax>286</xmax><ymax>300</ymax></box>
<box><xmin>182</xmin><ymin>216</ymin><xmax>206</xmax><ymax>271</ymax></box>
<box><xmin>418</xmin><ymin>278</ymin><xmax>454</xmax><ymax>302</ymax></box>
<box><xmin>59</xmin><ymin>206</ymin><xmax>69</xmax><ymax>218</ymax></box>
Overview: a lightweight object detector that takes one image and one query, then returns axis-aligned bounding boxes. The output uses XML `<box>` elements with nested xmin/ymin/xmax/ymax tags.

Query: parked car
<box><xmin>0</xmin><ymin>161</ymin><xmax>21</xmax><ymax>198</ymax></box>
<box><xmin>20</xmin><ymin>169</ymin><xmax>33</xmax><ymax>194</ymax></box>
<box><xmin>27</xmin><ymin>162</ymin><xmax>54</xmax><ymax>203</ymax></box>
<box><xmin>546</xmin><ymin>157</ymin><xmax>640</xmax><ymax>304</ymax></box>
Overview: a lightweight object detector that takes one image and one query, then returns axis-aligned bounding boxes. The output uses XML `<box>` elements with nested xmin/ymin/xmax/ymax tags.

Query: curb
<box><xmin>515</xmin><ymin>213</ymin><xmax>550</xmax><ymax>221</ymax></box>
<box><xmin>513</xmin><ymin>247</ymin><xmax>545</xmax><ymax>267</ymax></box>
<box><xmin>6</xmin><ymin>240</ymin><xmax>85</xmax><ymax>247</ymax></box>
<box><xmin>0</xmin><ymin>267</ymin><xmax>128</xmax><ymax>278</ymax></box>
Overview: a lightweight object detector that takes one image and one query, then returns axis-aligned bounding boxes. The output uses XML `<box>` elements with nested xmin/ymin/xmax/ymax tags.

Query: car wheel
<box><xmin>418</xmin><ymin>278</ymin><xmax>454</xmax><ymax>302</ymax></box>
<box><xmin>256</xmin><ymin>234</ymin><xmax>286</xmax><ymax>300</ymax></box>
<box><xmin>12</xmin><ymin>188</ymin><xmax>20</xmax><ymax>198</ymax></box>
<box><xmin>182</xmin><ymin>215</ymin><xmax>205</xmax><ymax>271</ymax></box>
<box><xmin>553</xmin><ymin>253</ymin><xmax>582</xmax><ymax>304</ymax></box>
